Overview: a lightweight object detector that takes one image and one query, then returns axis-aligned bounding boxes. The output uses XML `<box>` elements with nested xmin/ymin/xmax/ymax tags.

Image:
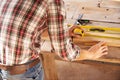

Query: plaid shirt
<box><xmin>0</xmin><ymin>0</ymin><xmax>80</xmax><ymax>65</ymax></box>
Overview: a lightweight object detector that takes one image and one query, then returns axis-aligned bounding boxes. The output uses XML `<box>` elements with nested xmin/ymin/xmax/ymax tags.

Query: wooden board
<box><xmin>73</xmin><ymin>38</ymin><xmax>120</xmax><ymax>47</ymax></box>
<box><xmin>64</xmin><ymin>0</ymin><xmax>120</xmax><ymax>23</ymax></box>
<box><xmin>55</xmin><ymin>59</ymin><xmax>120</xmax><ymax>80</ymax></box>
<box><xmin>101</xmin><ymin>0</ymin><xmax>120</xmax><ymax>8</ymax></box>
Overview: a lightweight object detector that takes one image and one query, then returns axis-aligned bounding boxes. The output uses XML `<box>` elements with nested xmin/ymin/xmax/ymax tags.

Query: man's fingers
<box><xmin>71</xmin><ymin>33</ymin><xmax>82</xmax><ymax>38</ymax></box>
<box><xmin>69</xmin><ymin>25</ymin><xmax>84</xmax><ymax>38</ymax></box>
<box><xmin>93</xmin><ymin>46</ymin><xmax>108</xmax><ymax>58</ymax></box>
<box><xmin>99</xmin><ymin>52</ymin><xmax>108</xmax><ymax>58</ymax></box>
<box><xmin>100</xmin><ymin>46</ymin><xmax>108</xmax><ymax>51</ymax></box>
<box><xmin>94</xmin><ymin>51</ymin><xmax>108</xmax><ymax>59</ymax></box>
<box><xmin>75</xmin><ymin>26</ymin><xmax>84</xmax><ymax>31</ymax></box>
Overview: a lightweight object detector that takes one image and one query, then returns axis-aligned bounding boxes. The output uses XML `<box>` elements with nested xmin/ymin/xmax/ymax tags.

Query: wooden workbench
<box><xmin>55</xmin><ymin>42</ymin><xmax>120</xmax><ymax>80</ymax></box>
<box><xmin>40</xmin><ymin>33</ymin><xmax>120</xmax><ymax>80</ymax></box>
<box><xmin>40</xmin><ymin>45</ymin><xmax>120</xmax><ymax>80</ymax></box>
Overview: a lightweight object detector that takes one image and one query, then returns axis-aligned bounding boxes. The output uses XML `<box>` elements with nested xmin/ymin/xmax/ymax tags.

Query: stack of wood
<box><xmin>64</xmin><ymin>0</ymin><xmax>120</xmax><ymax>47</ymax></box>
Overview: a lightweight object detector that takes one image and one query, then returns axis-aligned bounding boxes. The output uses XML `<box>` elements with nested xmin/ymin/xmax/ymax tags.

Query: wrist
<box><xmin>74</xmin><ymin>49</ymin><xmax>90</xmax><ymax>61</ymax></box>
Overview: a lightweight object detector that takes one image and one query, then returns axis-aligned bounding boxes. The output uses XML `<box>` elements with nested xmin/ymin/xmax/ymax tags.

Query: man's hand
<box><xmin>74</xmin><ymin>41</ymin><xmax>108</xmax><ymax>60</ymax></box>
<box><xmin>69</xmin><ymin>25</ymin><xmax>84</xmax><ymax>38</ymax></box>
<box><xmin>88</xmin><ymin>41</ymin><xmax>108</xmax><ymax>59</ymax></box>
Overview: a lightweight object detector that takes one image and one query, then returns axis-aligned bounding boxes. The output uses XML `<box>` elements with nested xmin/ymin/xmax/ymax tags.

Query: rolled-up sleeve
<box><xmin>47</xmin><ymin>0</ymin><xmax>80</xmax><ymax>61</ymax></box>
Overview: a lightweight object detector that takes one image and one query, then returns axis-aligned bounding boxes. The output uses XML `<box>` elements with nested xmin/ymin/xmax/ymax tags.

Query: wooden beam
<box><xmin>64</xmin><ymin>0</ymin><xmax>120</xmax><ymax>23</ymax></box>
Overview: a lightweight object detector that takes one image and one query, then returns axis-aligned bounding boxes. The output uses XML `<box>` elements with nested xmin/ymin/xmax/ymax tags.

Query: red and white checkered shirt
<box><xmin>0</xmin><ymin>0</ymin><xmax>80</xmax><ymax>65</ymax></box>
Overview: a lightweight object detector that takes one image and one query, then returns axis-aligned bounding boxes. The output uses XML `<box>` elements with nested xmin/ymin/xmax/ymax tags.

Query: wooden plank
<box><xmin>74</xmin><ymin>7</ymin><xmax>120</xmax><ymax>23</ymax></box>
<box><xmin>64</xmin><ymin>0</ymin><xmax>120</xmax><ymax>23</ymax></box>
<box><xmin>101</xmin><ymin>0</ymin><xmax>120</xmax><ymax>8</ymax></box>
<box><xmin>55</xmin><ymin>58</ymin><xmax>120</xmax><ymax>80</ymax></box>
<box><xmin>64</xmin><ymin>0</ymin><xmax>99</xmax><ymax>19</ymax></box>
<box><xmin>66</xmin><ymin>19</ymin><xmax>120</xmax><ymax>28</ymax></box>
<box><xmin>64</xmin><ymin>0</ymin><xmax>120</xmax><ymax>9</ymax></box>
<box><xmin>69</xmin><ymin>6</ymin><xmax>120</xmax><ymax>23</ymax></box>
<box><xmin>74</xmin><ymin>37</ymin><xmax>120</xmax><ymax>47</ymax></box>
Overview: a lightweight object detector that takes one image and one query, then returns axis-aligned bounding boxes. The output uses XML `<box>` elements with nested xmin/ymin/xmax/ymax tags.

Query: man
<box><xmin>0</xmin><ymin>0</ymin><xmax>108</xmax><ymax>80</ymax></box>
